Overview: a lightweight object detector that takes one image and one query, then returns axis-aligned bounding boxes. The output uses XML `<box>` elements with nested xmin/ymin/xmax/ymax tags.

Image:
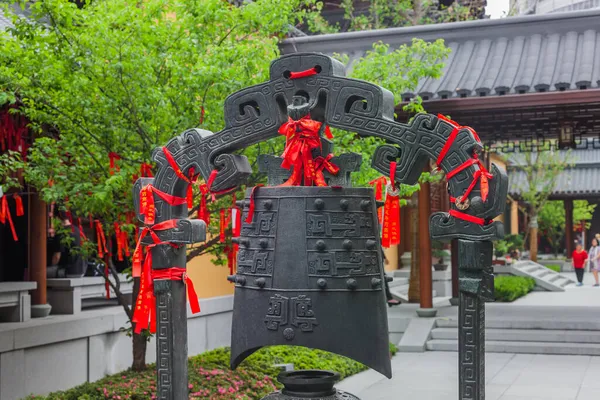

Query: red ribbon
<box><xmin>369</xmin><ymin>177</ymin><xmax>387</xmax><ymax>224</ymax></box>
<box><xmin>78</xmin><ymin>218</ymin><xmax>87</xmax><ymax>242</ymax></box>
<box><xmin>436</xmin><ymin>114</ymin><xmax>493</xmax><ymax>218</ymax></box>
<box><xmin>108</xmin><ymin>152</ymin><xmax>121</xmax><ymax>176</ymax></box>
<box><xmin>114</xmin><ymin>223</ymin><xmax>124</xmax><ymax>261</ymax></box>
<box><xmin>13</xmin><ymin>194</ymin><xmax>24</xmax><ymax>217</ymax></box>
<box><xmin>245</xmin><ymin>185</ymin><xmax>264</xmax><ymax>224</ymax></box>
<box><xmin>449</xmin><ymin>209</ymin><xmax>486</xmax><ymax>226</ymax></box>
<box><xmin>313</xmin><ymin>154</ymin><xmax>339</xmax><ymax>187</ymax></box>
<box><xmin>133</xmin><ymin>267</ymin><xmax>200</xmax><ymax>334</ymax></box>
<box><xmin>132</xmin><ymin>219</ymin><xmax>180</xmax><ymax>278</ymax></box>
<box><xmin>0</xmin><ymin>196</ymin><xmax>18</xmax><ymax>241</ymax></box>
<box><xmin>381</xmin><ymin>162</ymin><xmax>400</xmax><ymax>248</ymax></box>
<box><xmin>219</xmin><ymin>209</ymin><xmax>226</xmax><ymax>243</ymax></box>
<box><xmin>95</xmin><ymin>220</ymin><xmax>108</xmax><ymax>259</ymax></box>
<box><xmin>289</xmin><ymin>67</ymin><xmax>319</xmax><ymax>79</ymax></box>
<box><xmin>139</xmin><ymin>184</ymin><xmax>187</xmax><ymax>225</ymax></box>
<box><xmin>140</xmin><ymin>163</ymin><xmax>153</xmax><ymax>178</ymax></box>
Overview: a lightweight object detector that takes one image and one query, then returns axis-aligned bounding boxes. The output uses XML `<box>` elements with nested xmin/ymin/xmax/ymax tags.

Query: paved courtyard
<box><xmin>337</xmin><ymin>352</ymin><xmax>600</xmax><ymax>400</ymax></box>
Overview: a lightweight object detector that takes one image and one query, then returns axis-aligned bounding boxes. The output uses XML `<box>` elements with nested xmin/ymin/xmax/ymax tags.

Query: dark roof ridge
<box><xmin>281</xmin><ymin>9</ymin><xmax>600</xmax><ymax>52</ymax></box>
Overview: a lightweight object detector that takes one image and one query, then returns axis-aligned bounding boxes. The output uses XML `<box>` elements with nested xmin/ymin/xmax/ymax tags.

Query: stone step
<box><xmin>436</xmin><ymin>318</ymin><xmax>600</xmax><ymax>331</ymax></box>
<box><xmin>426</xmin><ymin>339</ymin><xmax>600</xmax><ymax>356</ymax></box>
<box><xmin>498</xmin><ymin>261</ymin><xmax>575</xmax><ymax>292</ymax></box>
<box><xmin>430</xmin><ymin>327</ymin><xmax>600</xmax><ymax>343</ymax></box>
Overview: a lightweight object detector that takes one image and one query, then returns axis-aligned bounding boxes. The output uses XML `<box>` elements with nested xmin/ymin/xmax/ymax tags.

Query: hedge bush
<box><xmin>494</xmin><ymin>276</ymin><xmax>536</xmax><ymax>302</ymax></box>
<box><xmin>545</xmin><ymin>264</ymin><xmax>561</xmax><ymax>273</ymax></box>
<box><xmin>26</xmin><ymin>344</ymin><xmax>398</xmax><ymax>400</ymax></box>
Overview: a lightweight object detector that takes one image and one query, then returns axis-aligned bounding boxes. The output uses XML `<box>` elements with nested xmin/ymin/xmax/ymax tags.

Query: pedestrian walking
<box><xmin>589</xmin><ymin>237</ymin><xmax>600</xmax><ymax>287</ymax></box>
<box><xmin>572</xmin><ymin>241</ymin><xmax>588</xmax><ymax>286</ymax></box>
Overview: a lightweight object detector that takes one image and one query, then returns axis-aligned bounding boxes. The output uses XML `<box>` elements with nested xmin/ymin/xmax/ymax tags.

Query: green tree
<box><xmin>1</xmin><ymin>0</ymin><xmax>453</xmax><ymax>365</ymax></box>
<box><xmin>506</xmin><ymin>145</ymin><xmax>571</xmax><ymax>262</ymax></box>
<box><xmin>305</xmin><ymin>0</ymin><xmax>480</xmax><ymax>33</ymax></box>
<box><xmin>1</xmin><ymin>0</ymin><xmax>323</xmax><ymax>370</ymax></box>
<box><xmin>539</xmin><ymin>200</ymin><xmax>596</xmax><ymax>256</ymax></box>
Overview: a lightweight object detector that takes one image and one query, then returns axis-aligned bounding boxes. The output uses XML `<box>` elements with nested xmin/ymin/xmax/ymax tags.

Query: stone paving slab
<box><xmin>337</xmin><ymin>352</ymin><xmax>600</xmax><ymax>400</ymax></box>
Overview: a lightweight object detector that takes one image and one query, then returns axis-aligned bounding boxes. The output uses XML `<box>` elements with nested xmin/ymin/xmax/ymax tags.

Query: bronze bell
<box><xmin>229</xmin><ymin>186</ymin><xmax>392</xmax><ymax>378</ymax></box>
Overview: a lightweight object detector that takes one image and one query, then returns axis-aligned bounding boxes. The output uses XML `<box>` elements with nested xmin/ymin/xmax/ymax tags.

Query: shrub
<box><xmin>25</xmin><ymin>345</ymin><xmax>397</xmax><ymax>399</ymax></box>
<box><xmin>545</xmin><ymin>264</ymin><xmax>561</xmax><ymax>273</ymax></box>
<box><xmin>494</xmin><ymin>276</ymin><xmax>536</xmax><ymax>302</ymax></box>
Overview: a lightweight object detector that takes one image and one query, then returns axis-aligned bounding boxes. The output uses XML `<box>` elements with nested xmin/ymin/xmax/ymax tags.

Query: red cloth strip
<box><xmin>245</xmin><ymin>185</ymin><xmax>264</xmax><ymax>223</ymax></box>
<box><xmin>389</xmin><ymin>161</ymin><xmax>397</xmax><ymax>189</ymax></box>
<box><xmin>108</xmin><ymin>152</ymin><xmax>121</xmax><ymax>176</ymax></box>
<box><xmin>13</xmin><ymin>194</ymin><xmax>24</xmax><ymax>217</ymax></box>
<box><xmin>78</xmin><ymin>218</ymin><xmax>87</xmax><ymax>242</ymax></box>
<box><xmin>133</xmin><ymin>266</ymin><xmax>200</xmax><ymax>334</ymax></box>
<box><xmin>0</xmin><ymin>196</ymin><xmax>18</xmax><ymax>241</ymax></box>
<box><xmin>449</xmin><ymin>209</ymin><xmax>486</xmax><ymax>225</ymax></box>
<box><xmin>131</xmin><ymin>219</ymin><xmax>179</xmax><ymax>278</ymax></box>
<box><xmin>289</xmin><ymin>67</ymin><xmax>318</xmax><ymax>79</ymax></box>
<box><xmin>369</xmin><ymin>177</ymin><xmax>386</xmax><ymax>201</ymax></box>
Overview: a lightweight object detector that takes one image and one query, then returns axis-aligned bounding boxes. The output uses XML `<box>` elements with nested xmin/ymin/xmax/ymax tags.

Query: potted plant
<box><xmin>493</xmin><ymin>240</ymin><xmax>508</xmax><ymax>265</ymax></box>
<box><xmin>432</xmin><ymin>241</ymin><xmax>448</xmax><ymax>271</ymax></box>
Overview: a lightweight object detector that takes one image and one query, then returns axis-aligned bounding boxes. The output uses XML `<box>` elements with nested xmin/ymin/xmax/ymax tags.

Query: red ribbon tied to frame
<box><xmin>132</xmin><ymin>266</ymin><xmax>200</xmax><ymax>334</ymax></box>
<box><xmin>436</xmin><ymin>114</ymin><xmax>492</xmax><ymax>224</ymax></box>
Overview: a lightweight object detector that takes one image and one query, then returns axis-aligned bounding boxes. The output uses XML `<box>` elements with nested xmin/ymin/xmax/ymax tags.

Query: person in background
<box><xmin>589</xmin><ymin>238</ymin><xmax>600</xmax><ymax>287</ymax></box>
<box><xmin>572</xmin><ymin>241</ymin><xmax>588</xmax><ymax>287</ymax></box>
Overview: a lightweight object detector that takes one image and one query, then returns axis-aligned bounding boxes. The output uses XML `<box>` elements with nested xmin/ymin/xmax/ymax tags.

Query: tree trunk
<box><xmin>408</xmin><ymin>197</ymin><xmax>420</xmax><ymax>302</ymax></box>
<box><xmin>529</xmin><ymin>216</ymin><xmax>538</xmax><ymax>262</ymax></box>
<box><xmin>131</xmin><ymin>276</ymin><xmax>147</xmax><ymax>371</ymax></box>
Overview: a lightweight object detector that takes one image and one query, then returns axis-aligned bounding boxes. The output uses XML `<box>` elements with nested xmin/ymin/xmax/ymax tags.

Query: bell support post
<box><xmin>132</xmin><ymin>135</ymin><xmax>207</xmax><ymax>400</ymax></box>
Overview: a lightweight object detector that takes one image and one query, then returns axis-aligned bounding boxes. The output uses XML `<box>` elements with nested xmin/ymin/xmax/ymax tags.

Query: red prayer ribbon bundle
<box><xmin>0</xmin><ymin>107</ymin><xmax>29</xmax><ymax>159</ymax></box>
<box><xmin>278</xmin><ymin>116</ymin><xmax>333</xmax><ymax>186</ymax></box>
<box><xmin>381</xmin><ymin>162</ymin><xmax>400</xmax><ymax>248</ymax></box>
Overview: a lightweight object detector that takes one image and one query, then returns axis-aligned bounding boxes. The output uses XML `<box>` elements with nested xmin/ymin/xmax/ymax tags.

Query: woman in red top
<box><xmin>572</xmin><ymin>242</ymin><xmax>588</xmax><ymax>286</ymax></box>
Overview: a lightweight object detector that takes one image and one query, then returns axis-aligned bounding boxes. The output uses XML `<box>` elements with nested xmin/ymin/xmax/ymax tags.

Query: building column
<box><xmin>29</xmin><ymin>194</ymin><xmax>47</xmax><ymax>306</ymax></box>
<box><xmin>565</xmin><ymin>199</ymin><xmax>574</xmax><ymax>257</ymax></box>
<box><xmin>417</xmin><ymin>166</ymin><xmax>434</xmax><ymax>316</ymax></box>
<box><xmin>510</xmin><ymin>200</ymin><xmax>519</xmax><ymax>236</ymax></box>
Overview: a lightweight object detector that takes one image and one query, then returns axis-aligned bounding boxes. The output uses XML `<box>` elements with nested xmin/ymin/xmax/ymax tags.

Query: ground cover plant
<box><xmin>545</xmin><ymin>264</ymin><xmax>561</xmax><ymax>273</ymax></box>
<box><xmin>25</xmin><ymin>344</ymin><xmax>398</xmax><ymax>400</ymax></box>
<box><xmin>494</xmin><ymin>276</ymin><xmax>536</xmax><ymax>302</ymax></box>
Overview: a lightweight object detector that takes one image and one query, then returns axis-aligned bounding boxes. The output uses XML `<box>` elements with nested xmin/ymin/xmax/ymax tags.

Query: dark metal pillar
<box><xmin>417</xmin><ymin>166</ymin><xmax>435</xmax><ymax>316</ymax></box>
<box><xmin>153</xmin><ymin>246</ymin><xmax>188</xmax><ymax>400</ymax></box>
<box><xmin>451</xmin><ymin>239</ymin><xmax>459</xmax><ymax>305</ymax></box>
<box><xmin>458</xmin><ymin>240</ymin><xmax>494</xmax><ymax>400</ymax></box>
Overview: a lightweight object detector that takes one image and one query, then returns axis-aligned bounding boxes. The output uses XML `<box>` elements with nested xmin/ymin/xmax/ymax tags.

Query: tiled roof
<box><xmin>509</xmin><ymin>167</ymin><xmax>600</xmax><ymax>197</ymax></box>
<box><xmin>280</xmin><ymin>9</ymin><xmax>600</xmax><ymax>101</ymax></box>
<box><xmin>507</xmin><ymin>141</ymin><xmax>600</xmax><ymax>197</ymax></box>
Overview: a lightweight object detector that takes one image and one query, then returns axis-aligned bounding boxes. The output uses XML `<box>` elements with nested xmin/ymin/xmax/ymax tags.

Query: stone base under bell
<box><xmin>260</xmin><ymin>370</ymin><xmax>360</xmax><ymax>400</ymax></box>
